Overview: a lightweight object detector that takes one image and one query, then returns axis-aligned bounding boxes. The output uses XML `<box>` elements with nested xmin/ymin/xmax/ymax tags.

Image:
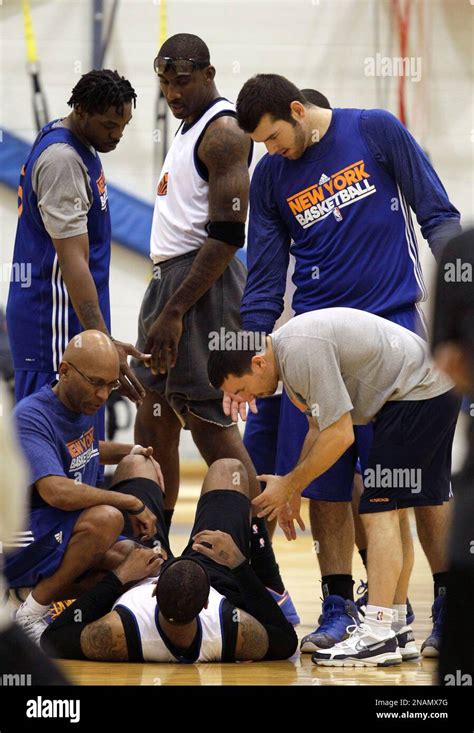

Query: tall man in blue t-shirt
<box><xmin>6</xmin><ymin>69</ymin><xmax>148</xmax><ymax>412</ymax></box>
<box><xmin>3</xmin><ymin>331</ymin><xmax>162</xmax><ymax>644</ymax></box>
<box><xmin>232</xmin><ymin>74</ymin><xmax>461</xmax><ymax>654</ymax></box>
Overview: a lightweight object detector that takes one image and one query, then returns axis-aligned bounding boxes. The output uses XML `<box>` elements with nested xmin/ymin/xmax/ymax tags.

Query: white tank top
<box><xmin>150</xmin><ymin>97</ymin><xmax>240</xmax><ymax>262</ymax></box>
<box><xmin>113</xmin><ymin>578</ymin><xmax>227</xmax><ymax>662</ymax></box>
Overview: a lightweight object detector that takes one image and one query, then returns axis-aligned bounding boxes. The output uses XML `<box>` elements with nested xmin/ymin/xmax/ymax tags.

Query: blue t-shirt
<box><xmin>241</xmin><ymin>108</ymin><xmax>461</xmax><ymax>334</ymax></box>
<box><xmin>13</xmin><ymin>384</ymin><xmax>100</xmax><ymax>509</ymax></box>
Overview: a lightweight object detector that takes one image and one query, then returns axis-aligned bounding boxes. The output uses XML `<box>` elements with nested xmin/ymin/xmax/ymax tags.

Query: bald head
<box><xmin>56</xmin><ymin>331</ymin><xmax>121</xmax><ymax>414</ymax></box>
<box><xmin>63</xmin><ymin>330</ymin><xmax>119</xmax><ymax>373</ymax></box>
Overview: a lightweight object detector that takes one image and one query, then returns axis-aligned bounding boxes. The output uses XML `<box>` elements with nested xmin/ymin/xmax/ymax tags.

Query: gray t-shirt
<box><xmin>31</xmin><ymin>120</ymin><xmax>96</xmax><ymax>239</ymax></box>
<box><xmin>271</xmin><ymin>308</ymin><xmax>454</xmax><ymax>431</ymax></box>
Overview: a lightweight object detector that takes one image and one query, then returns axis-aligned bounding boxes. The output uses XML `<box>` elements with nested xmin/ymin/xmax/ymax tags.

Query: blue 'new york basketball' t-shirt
<box><xmin>13</xmin><ymin>384</ymin><xmax>100</xmax><ymax>509</ymax></box>
<box><xmin>241</xmin><ymin>108</ymin><xmax>461</xmax><ymax>334</ymax></box>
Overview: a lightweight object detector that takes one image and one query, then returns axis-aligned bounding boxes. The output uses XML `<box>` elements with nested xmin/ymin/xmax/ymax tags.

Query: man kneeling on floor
<box><xmin>208</xmin><ymin>308</ymin><xmax>460</xmax><ymax>667</ymax></box>
<box><xmin>41</xmin><ymin>458</ymin><xmax>298</xmax><ymax>662</ymax></box>
<box><xmin>4</xmin><ymin>331</ymin><xmax>164</xmax><ymax>643</ymax></box>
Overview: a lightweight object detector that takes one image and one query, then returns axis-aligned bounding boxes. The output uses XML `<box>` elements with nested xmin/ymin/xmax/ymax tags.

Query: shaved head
<box><xmin>55</xmin><ymin>330</ymin><xmax>120</xmax><ymax>415</ymax></box>
<box><xmin>63</xmin><ymin>330</ymin><xmax>119</xmax><ymax>373</ymax></box>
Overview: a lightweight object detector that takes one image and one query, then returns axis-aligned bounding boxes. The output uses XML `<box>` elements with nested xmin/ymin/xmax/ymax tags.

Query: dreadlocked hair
<box><xmin>67</xmin><ymin>69</ymin><xmax>137</xmax><ymax>115</ymax></box>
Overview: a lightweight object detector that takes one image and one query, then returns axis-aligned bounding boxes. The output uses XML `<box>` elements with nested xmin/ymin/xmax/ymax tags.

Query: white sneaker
<box><xmin>396</xmin><ymin>625</ymin><xmax>420</xmax><ymax>660</ymax></box>
<box><xmin>15</xmin><ymin>601</ymin><xmax>49</xmax><ymax>645</ymax></box>
<box><xmin>7</xmin><ymin>588</ymin><xmax>33</xmax><ymax>619</ymax></box>
<box><xmin>311</xmin><ymin>622</ymin><xmax>403</xmax><ymax>667</ymax></box>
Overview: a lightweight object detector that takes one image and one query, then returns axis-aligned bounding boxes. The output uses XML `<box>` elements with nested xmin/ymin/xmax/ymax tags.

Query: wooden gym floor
<box><xmin>58</xmin><ymin>480</ymin><xmax>438</xmax><ymax>686</ymax></box>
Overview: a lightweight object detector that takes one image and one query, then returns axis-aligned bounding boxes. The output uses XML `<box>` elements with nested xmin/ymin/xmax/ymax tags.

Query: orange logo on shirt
<box><xmin>286</xmin><ymin>160</ymin><xmax>376</xmax><ymax>230</ymax></box>
<box><xmin>96</xmin><ymin>170</ymin><xmax>106</xmax><ymax>195</ymax></box>
<box><xmin>66</xmin><ymin>427</ymin><xmax>95</xmax><ymax>459</ymax></box>
<box><xmin>96</xmin><ymin>169</ymin><xmax>108</xmax><ymax>211</ymax></box>
<box><xmin>157</xmin><ymin>172</ymin><xmax>168</xmax><ymax>196</ymax></box>
<box><xmin>17</xmin><ymin>165</ymin><xmax>25</xmax><ymax>218</ymax></box>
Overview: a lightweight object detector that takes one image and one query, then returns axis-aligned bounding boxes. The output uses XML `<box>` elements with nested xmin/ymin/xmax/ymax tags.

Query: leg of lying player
<box><xmin>187</xmin><ymin>413</ymin><xmax>300</xmax><ymax>625</ymax></box>
<box><xmin>108</xmin><ymin>452</ymin><xmax>172</xmax><ymax>555</ymax></box>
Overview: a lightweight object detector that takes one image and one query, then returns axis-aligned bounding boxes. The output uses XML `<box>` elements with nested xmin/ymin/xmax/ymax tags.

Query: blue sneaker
<box><xmin>421</xmin><ymin>594</ymin><xmax>445</xmax><ymax>657</ymax></box>
<box><xmin>300</xmin><ymin>595</ymin><xmax>360</xmax><ymax>653</ymax></box>
<box><xmin>267</xmin><ymin>588</ymin><xmax>300</xmax><ymax>626</ymax></box>
<box><xmin>355</xmin><ymin>579</ymin><xmax>415</xmax><ymax>625</ymax></box>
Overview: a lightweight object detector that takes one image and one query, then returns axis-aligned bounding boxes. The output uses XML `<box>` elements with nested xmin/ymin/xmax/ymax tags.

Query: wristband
<box><xmin>127</xmin><ymin>501</ymin><xmax>146</xmax><ymax>515</ymax></box>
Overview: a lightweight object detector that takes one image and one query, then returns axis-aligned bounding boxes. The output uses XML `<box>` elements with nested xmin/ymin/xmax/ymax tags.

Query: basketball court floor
<box><xmin>57</xmin><ymin>478</ymin><xmax>438</xmax><ymax>687</ymax></box>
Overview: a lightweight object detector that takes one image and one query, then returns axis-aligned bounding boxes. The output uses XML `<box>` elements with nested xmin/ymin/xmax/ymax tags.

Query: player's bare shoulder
<box><xmin>233</xmin><ymin>608</ymin><xmax>269</xmax><ymax>661</ymax></box>
<box><xmin>198</xmin><ymin>115</ymin><xmax>251</xmax><ymax>171</ymax></box>
<box><xmin>80</xmin><ymin>610</ymin><xmax>128</xmax><ymax>661</ymax></box>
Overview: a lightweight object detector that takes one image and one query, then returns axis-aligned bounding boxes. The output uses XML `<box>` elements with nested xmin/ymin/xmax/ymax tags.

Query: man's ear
<box><xmin>290</xmin><ymin>100</ymin><xmax>306</xmax><ymax>120</ymax></box>
<box><xmin>74</xmin><ymin>104</ymin><xmax>86</xmax><ymax>120</ymax></box>
<box><xmin>251</xmin><ymin>354</ymin><xmax>265</xmax><ymax>370</ymax></box>
<box><xmin>204</xmin><ymin>66</ymin><xmax>216</xmax><ymax>82</ymax></box>
<box><xmin>57</xmin><ymin>362</ymin><xmax>69</xmax><ymax>380</ymax></box>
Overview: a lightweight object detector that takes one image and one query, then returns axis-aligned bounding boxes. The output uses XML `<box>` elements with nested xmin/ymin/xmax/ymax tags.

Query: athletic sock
<box><xmin>23</xmin><ymin>593</ymin><xmax>50</xmax><ymax>617</ymax></box>
<box><xmin>250</xmin><ymin>517</ymin><xmax>284</xmax><ymax>594</ymax></box>
<box><xmin>392</xmin><ymin>603</ymin><xmax>408</xmax><ymax>632</ymax></box>
<box><xmin>321</xmin><ymin>574</ymin><xmax>354</xmax><ymax>601</ymax></box>
<box><xmin>364</xmin><ymin>605</ymin><xmax>394</xmax><ymax>636</ymax></box>
<box><xmin>164</xmin><ymin>509</ymin><xmax>174</xmax><ymax>533</ymax></box>
<box><xmin>433</xmin><ymin>572</ymin><xmax>448</xmax><ymax>599</ymax></box>
<box><xmin>358</xmin><ymin>548</ymin><xmax>368</xmax><ymax>569</ymax></box>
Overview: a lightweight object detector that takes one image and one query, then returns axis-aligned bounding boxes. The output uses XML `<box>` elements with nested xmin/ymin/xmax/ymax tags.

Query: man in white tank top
<box><xmin>132</xmin><ymin>34</ymin><xmax>296</xmax><ymax>619</ymax></box>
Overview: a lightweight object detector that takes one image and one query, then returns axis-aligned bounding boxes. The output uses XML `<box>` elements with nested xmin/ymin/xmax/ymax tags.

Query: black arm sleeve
<box><xmin>230</xmin><ymin>561</ymin><xmax>298</xmax><ymax>660</ymax></box>
<box><xmin>40</xmin><ymin>571</ymin><xmax>126</xmax><ymax>659</ymax></box>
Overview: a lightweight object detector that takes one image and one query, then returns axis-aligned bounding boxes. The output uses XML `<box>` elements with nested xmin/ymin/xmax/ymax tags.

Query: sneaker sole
<box><xmin>313</xmin><ymin>653</ymin><xmax>403</xmax><ymax>667</ymax></box>
<box><xmin>300</xmin><ymin>642</ymin><xmax>319</xmax><ymax>653</ymax></box>
<box><xmin>421</xmin><ymin>646</ymin><xmax>439</xmax><ymax>658</ymax></box>
<box><xmin>301</xmin><ymin>640</ymin><xmax>333</xmax><ymax>653</ymax></box>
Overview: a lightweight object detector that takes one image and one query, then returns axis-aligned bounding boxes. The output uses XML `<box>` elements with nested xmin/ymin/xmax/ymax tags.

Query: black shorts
<box><xmin>133</xmin><ymin>250</ymin><xmax>246</xmax><ymax>429</ymax></box>
<box><xmin>110</xmin><ymin>482</ymin><xmax>250</xmax><ymax>606</ymax></box>
<box><xmin>110</xmin><ymin>477</ymin><xmax>172</xmax><ymax>557</ymax></box>
<box><xmin>182</xmin><ymin>490</ymin><xmax>251</xmax><ymax>608</ymax></box>
<box><xmin>359</xmin><ymin>389</ymin><xmax>461</xmax><ymax>513</ymax></box>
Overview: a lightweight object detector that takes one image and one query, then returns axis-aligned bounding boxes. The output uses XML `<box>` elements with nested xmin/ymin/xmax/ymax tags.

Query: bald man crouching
<box><xmin>4</xmin><ymin>331</ymin><xmax>165</xmax><ymax>644</ymax></box>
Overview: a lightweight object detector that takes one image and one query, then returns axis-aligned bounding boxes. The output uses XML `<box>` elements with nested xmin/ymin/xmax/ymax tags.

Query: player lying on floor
<box><xmin>40</xmin><ymin>458</ymin><xmax>298</xmax><ymax>663</ymax></box>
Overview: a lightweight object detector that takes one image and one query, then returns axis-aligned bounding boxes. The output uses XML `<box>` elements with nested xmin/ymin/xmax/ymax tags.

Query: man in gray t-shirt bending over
<box><xmin>208</xmin><ymin>307</ymin><xmax>460</xmax><ymax>667</ymax></box>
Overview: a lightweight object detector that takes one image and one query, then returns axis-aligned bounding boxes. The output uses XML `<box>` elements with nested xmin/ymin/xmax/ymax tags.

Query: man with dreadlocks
<box><xmin>7</xmin><ymin>70</ymin><xmax>148</xmax><ymax>424</ymax></box>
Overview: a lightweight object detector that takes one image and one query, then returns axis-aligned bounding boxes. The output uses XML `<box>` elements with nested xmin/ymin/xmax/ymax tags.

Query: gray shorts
<box><xmin>134</xmin><ymin>250</ymin><xmax>246</xmax><ymax>428</ymax></box>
